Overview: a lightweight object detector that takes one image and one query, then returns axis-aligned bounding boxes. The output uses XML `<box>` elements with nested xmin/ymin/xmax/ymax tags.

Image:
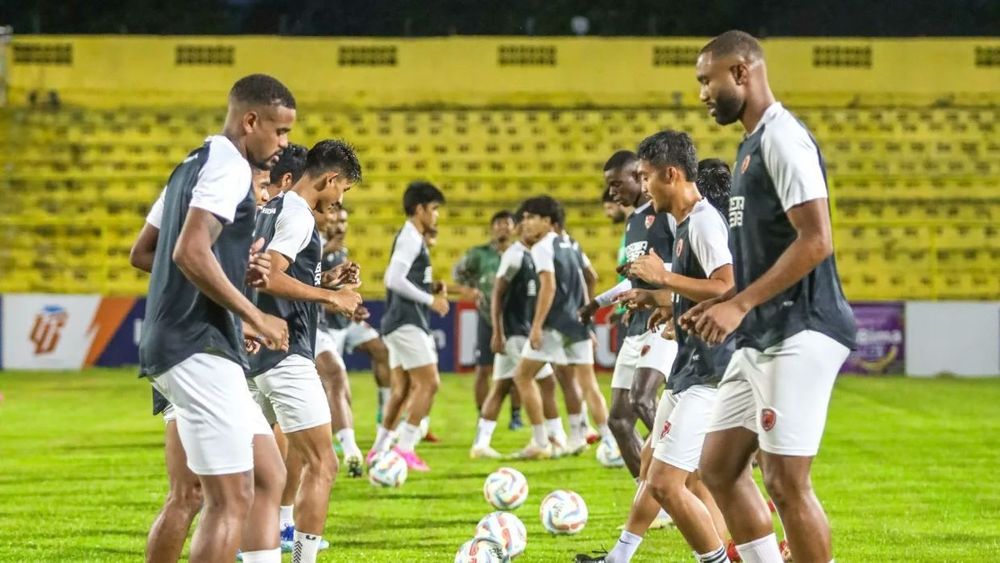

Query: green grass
<box><xmin>0</xmin><ymin>370</ymin><xmax>998</xmax><ymax>562</ymax></box>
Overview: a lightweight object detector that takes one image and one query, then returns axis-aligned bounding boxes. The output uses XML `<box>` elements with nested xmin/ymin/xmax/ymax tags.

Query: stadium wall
<box><xmin>3</xmin><ymin>293</ymin><xmax>993</xmax><ymax>377</ymax></box>
<box><xmin>6</xmin><ymin>36</ymin><xmax>998</xmax><ymax>108</ymax></box>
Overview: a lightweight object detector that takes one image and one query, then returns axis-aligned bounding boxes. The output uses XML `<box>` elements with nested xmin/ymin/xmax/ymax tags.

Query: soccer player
<box><xmin>580</xmin><ymin>150</ymin><xmax>676</xmax><ymax>479</ymax></box>
<box><xmin>470</xmin><ymin>212</ymin><xmax>560</xmax><ymax>459</ymax></box>
<box><xmin>688</xmin><ymin>30</ymin><xmax>857</xmax><ymax>563</ymax></box>
<box><xmin>603</xmin><ymin>185</ymin><xmax>632</xmax><ymax>355</ymax></box>
<box><xmin>454</xmin><ymin>210</ymin><xmax>524</xmax><ymax>429</ymax></box>
<box><xmin>250</xmin><ymin>140</ymin><xmax>363</xmax><ymax>563</ymax></box>
<box><xmin>138</xmin><ymin>74</ymin><xmax>294</xmax><ymax>563</ymax></box>
<box><xmin>368</xmin><ymin>181</ymin><xmax>450</xmax><ymax>471</ymax></box>
<box><xmin>579</xmin><ymin>130</ymin><xmax>736</xmax><ymax>563</ymax></box>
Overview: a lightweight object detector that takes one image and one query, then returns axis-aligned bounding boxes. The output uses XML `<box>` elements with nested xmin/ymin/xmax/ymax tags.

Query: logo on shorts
<box><xmin>740</xmin><ymin>154</ymin><xmax>751</xmax><ymax>174</ymax></box>
<box><xmin>30</xmin><ymin>305</ymin><xmax>68</xmax><ymax>355</ymax></box>
<box><xmin>640</xmin><ymin>344</ymin><xmax>651</xmax><ymax>357</ymax></box>
<box><xmin>675</xmin><ymin>238</ymin><xmax>684</xmax><ymax>258</ymax></box>
<box><xmin>645</xmin><ymin>215</ymin><xmax>655</xmax><ymax>229</ymax></box>
<box><xmin>659</xmin><ymin>421</ymin><xmax>671</xmax><ymax>439</ymax></box>
<box><xmin>760</xmin><ymin>408</ymin><xmax>777</xmax><ymax>432</ymax></box>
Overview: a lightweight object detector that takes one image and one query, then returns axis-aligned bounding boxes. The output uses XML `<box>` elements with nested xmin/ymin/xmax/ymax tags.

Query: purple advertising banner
<box><xmin>842</xmin><ymin>302</ymin><xmax>905</xmax><ymax>375</ymax></box>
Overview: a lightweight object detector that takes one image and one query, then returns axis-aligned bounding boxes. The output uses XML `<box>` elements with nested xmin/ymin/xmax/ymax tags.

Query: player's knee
<box><xmin>646</xmin><ymin>473</ymin><xmax>684</xmax><ymax>507</ymax></box>
<box><xmin>607</xmin><ymin>412</ymin><xmax>631</xmax><ymax>436</ymax></box>
<box><xmin>167</xmin><ymin>481</ymin><xmax>203</xmax><ymax>516</ymax></box>
<box><xmin>761</xmin><ymin>464</ymin><xmax>810</xmax><ymax>507</ymax></box>
<box><xmin>629</xmin><ymin>394</ymin><xmax>655</xmax><ymax>422</ymax></box>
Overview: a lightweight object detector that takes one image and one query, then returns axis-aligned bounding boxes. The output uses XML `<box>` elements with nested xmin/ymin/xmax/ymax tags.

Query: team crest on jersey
<box><xmin>760</xmin><ymin>408</ymin><xmax>777</xmax><ymax>431</ymax></box>
<box><xmin>659</xmin><ymin>420</ymin><xmax>671</xmax><ymax>439</ymax></box>
<box><xmin>740</xmin><ymin>154</ymin><xmax>751</xmax><ymax>174</ymax></box>
<box><xmin>675</xmin><ymin>238</ymin><xmax>684</xmax><ymax>257</ymax></box>
<box><xmin>645</xmin><ymin>215</ymin><xmax>655</xmax><ymax>229</ymax></box>
<box><xmin>640</xmin><ymin>344</ymin><xmax>651</xmax><ymax>357</ymax></box>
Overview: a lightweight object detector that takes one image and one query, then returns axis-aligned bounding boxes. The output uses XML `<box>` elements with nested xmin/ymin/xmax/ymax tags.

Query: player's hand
<box><xmin>578</xmin><ymin>301</ymin><xmax>599</xmax><ymax>324</ymax></box>
<box><xmin>615</xmin><ymin>261</ymin><xmax>632</xmax><ymax>277</ymax></box>
<box><xmin>432</xmin><ymin>280</ymin><xmax>447</xmax><ymax>296</ymax></box>
<box><xmin>321</xmin><ymin>262</ymin><xmax>360</xmax><ymax>288</ymax></box>
<box><xmin>351</xmin><ymin>304</ymin><xmax>371</xmax><ymax>323</ymax></box>
<box><xmin>630</xmin><ymin>250</ymin><xmax>669</xmax><ymax>286</ymax></box>
<box><xmin>616</xmin><ymin>288</ymin><xmax>664</xmax><ymax>310</ymax></box>
<box><xmin>529</xmin><ymin>326</ymin><xmax>543</xmax><ymax>350</ymax></box>
<box><xmin>491</xmin><ymin>331</ymin><xmax>506</xmax><ymax>355</ymax></box>
<box><xmin>430</xmin><ymin>295</ymin><xmax>450</xmax><ymax>316</ymax></box>
<box><xmin>251</xmin><ymin>313</ymin><xmax>289</xmax><ymax>352</ymax></box>
<box><xmin>245</xmin><ymin>238</ymin><xmax>271</xmax><ymax>288</ymax></box>
<box><xmin>244</xmin><ymin>337</ymin><xmax>261</xmax><ymax>355</ymax></box>
<box><xmin>693</xmin><ymin>299</ymin><xmax>748</xmax><ymax>345</ymax></box>
<box><xmin>678</xmin><ymin>295</ymin><xmax>725</xmax><ymax>333</ymax></box>
<box><xmin>326</xmin><ymin>287</ymin><xmax>363</xmax><ymax>316</ymax></box>
<box><xmin>648</xmin><ymin>306</ymin><xmax>674</xmax><ymax>332</ymax></box>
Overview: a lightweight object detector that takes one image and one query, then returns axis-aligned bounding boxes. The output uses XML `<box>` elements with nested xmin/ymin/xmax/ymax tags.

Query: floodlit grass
<box><xmin>0</xmin><ymin>369</ymin><xmax>998</xmax><ymax>562</ymax></box>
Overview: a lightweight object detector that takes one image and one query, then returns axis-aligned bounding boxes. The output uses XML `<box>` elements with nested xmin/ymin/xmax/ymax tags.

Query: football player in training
<box><xmin>367</xmin><ymin>181</ymin><xmax>450</xmax><ymax>472</ymax></box>
<box><xmin>689</xmin><ymin>30</ymin><xmax>856</xmax><ymax>562</ymax></box>
<box><xmin>249</xmin><ymin>140</ymin><xmax>363</xmax><ymax>563</ymax></box>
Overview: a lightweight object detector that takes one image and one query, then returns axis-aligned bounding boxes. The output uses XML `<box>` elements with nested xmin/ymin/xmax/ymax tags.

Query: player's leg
<box><xmin>569</xmin><ymin>341</ymin><xmax>612</xmax><ymax>449</ymax></box>
<box><xmin>608</xmin><ymin>334</ymin><xmax>643</xmax><ymax>474</ymax></box>
<box><xmin>510</xmin><ymin>357</ymin><xmax>553</xmax><ymax>458</ymax></box>
<box><xmin>315</xmin><ymin>347</ymin><xmax>363</xmax><ymax>476</ymax></box>
<box><xmin>474</xmin><ymin>316</ymin><xmax>494</xmax><ymax>413</ymax></box>
<box><xmin>471</xmin><ymin>345</ymin><xmax>518</xmax><ymax>459</ymax></box>
<box><xmin>689</xmin><ymin>471</ymin><xmax>729</xmax><ymax>543</ymax></box>
<box><xmin>508</xmin><ymin>381</ymin><xmax>524</xmax><ymax>430</ymax></box>
<box><xmin>241</xmin><ymin>430</ymin><xmax>286</xmax><ymax>557</ymax></box>
<box><xmin>279</xmin><ymin>443</ymin><xmax>302</xmax><ymax>547</ymax></box>
<box><xmin>146</xmin><ymin>413</ymin><xmax>202</xmax><ymax>563</ymax></box>
<box><xmin>554</xmin><ymin>363</ymin><xmax>587</xmax><ymax>448</ymax></box>
<box><xmin>630</xmin><ymin>368</ymin><xmax>664</xmax><ymax>431</ymax></box>
<box><xmin>354</xmin><ymin>337</ymin><xmax>392</xmax><ymax>423</ymax></box>
<box><xmin>754</xmin><ymin>331</ymin><xmax>850</xmax><ymax>562</ymax></box>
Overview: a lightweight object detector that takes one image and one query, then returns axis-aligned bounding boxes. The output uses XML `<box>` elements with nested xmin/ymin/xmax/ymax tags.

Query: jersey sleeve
<box><xmin>145</xmin><ymin>188</ymin><xmax>166</xmax><ymax>229</ymax></box>
<box><xmin>384</xmin><ymin>227</ymin><xmax>434</xmax><ymax>306</ymax></box>
<box><xmin>761</xmin><ymin>116</ymin><xmax>829</xmax><ymax>211</ymax></box>
<box><xmin>689</xmin><ymin>209</ymin><xmax>733</xmax><ymax>277</ymax></box>
<box><xmin>189</xmin><ymin>141</ymin><xmax>252</xmax><ymax>224</ymax></box>
<box><xmin>453</xmin><ymin>248</ymin><xmax>478</xmax><ymax>286</ymax></box>
<box><xmin>496</xmin><ymin>246</ymin><xmax>524</xmax><ymax>281</ymax></box>
<box><xmin>267</xmin><ymin>202</ymin><xmax>314</xmax><ymax>263</ymax></box>
<box><xmin>530</xmin><ymin>238</ymin><xmax>555</xmax><ymax>273</ymax></box>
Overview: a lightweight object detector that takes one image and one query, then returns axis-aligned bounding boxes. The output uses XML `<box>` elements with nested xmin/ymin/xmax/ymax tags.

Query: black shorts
<box><xmin>475</xmin><ymin>315</ymin><xmax>495</xmax><ymax>366</ymax></box>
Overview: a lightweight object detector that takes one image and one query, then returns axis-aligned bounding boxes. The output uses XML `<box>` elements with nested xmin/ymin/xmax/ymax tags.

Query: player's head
<box><xmin>403</xmin><ymin>181</ymin><xmax>446</xmax><ymax>232</ymax></box>
<box><xmin>302</xmin><ymin>139</ymin><xmax>362</xmax><ymax>212</ymax></box>
<box><xmin>696</xmin><ymin>30</ymin><xmax>765</xmax><ymax>126</ymax></box>
<box><xmin>697</xmin><ymin>158</ymin><xmax>732</xmax><ymax>220</ymax></box>
<box><xmin>270</xmin><ymin>143</ymin><xmax>308</xmax><ymax>194</ymax></box>
<box><xmin>251</xmin><ymin>166</ymin><xmax>272</xmax><ymax>207</ymax></box>
<box><xmin>602</xmin><ymin>187</ymin><xmax>627</xmax><ymax>224</ymax></box>
<box><xmin>603</xmin><ymin>150</ymin><xmax>643</xmax><ymax>208</ymax></box>
<box><xmin>323</xmin><ymin>206</ymin><xmax>349</xmax><ymax>244</ymax></box>
<box><xmin>518</xmin><ymin>195</ymin><xmax>561</xmax><ymax>245</ymax></box>
<box><xmin>228</xmin><ymin>74</ymin><xmax>297</xmax><ymax>170</ymax></box>
<box><xmin>490</xmin><ymin>210</ymin><xmax>515</xmax><ymax>245</ymax></box>
<box><xmin>636</xmin><ymin>130</ymin><xmax>698</xmax><ymax>213</ymax></box>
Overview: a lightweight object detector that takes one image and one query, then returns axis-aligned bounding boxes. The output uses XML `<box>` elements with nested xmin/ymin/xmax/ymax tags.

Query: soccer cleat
<box><xmin>574</xmin><ymin>550</ymin><xmax>609</xmax><ymax>562</ymax></box>
<box><xmin>650</xmin><ymin>508</ymin><xmax>674</xmax><ymax>529</ymax></box>
<box><xmin>565</xmin><ymin>436</ymin><xmax>589</xmax><ymax>456</ymax></box>
<box><xmin>469</xmin><ymin>445</ymin><xmax>503</xmax><ymax>459</ymax></box>
<box><xmin>343</xmin><ymin>448</ymin><xmax>365</xmax><ymax>478</ymax></box>
<box><xmin>511</xmin><ymin>442</ymin><xmax>553</xmax><ymax>460</ymax></box>
<box><xmin>393</xmin><ymin>446</ymin><xmax>430</xmax><ymax>471</ymax></box>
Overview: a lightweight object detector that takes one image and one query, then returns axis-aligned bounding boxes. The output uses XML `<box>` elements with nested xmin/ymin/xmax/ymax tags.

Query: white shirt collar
<box><xmin>633</xmin><ymin>200</ymin><xmax>652</xmax><ymax>214</ymax></box>
<box><xmin>749</xmin><ymin>101</ymin><xmax>784</xmax><ymax>136</ymax></box>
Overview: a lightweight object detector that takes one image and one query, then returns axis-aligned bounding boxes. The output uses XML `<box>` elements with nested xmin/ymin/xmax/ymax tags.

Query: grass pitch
<box><xmin>0</xmin><ymin>369</ymin><xmax>998</xmax><ymax>562</ymax></box>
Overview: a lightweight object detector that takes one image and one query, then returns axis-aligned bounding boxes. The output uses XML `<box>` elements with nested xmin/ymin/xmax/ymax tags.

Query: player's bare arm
<box><xmin>129</xmin><ymin>223</ymin><xmax>159</xmax><ymax>273</ymax></box>
<box><xmin>261</xmin><ymin>248</ymin><xmax>362</xmax><ymax>316</ymax></box>
<box><xmin>490</xmin><ymin>276</ymin><xmax>510</xmax><ymax>354</ymax></box>
<box><xmin>529</xmin><ymin>271</ymin><xmax>556</xmax><ymax>350</ymax></box>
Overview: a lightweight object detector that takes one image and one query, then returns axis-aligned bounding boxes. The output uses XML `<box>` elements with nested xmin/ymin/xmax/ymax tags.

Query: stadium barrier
<box><xmin>4</xmin><ymin>293</ymin><xmax>987</xmax><ymax>376</ymax></box>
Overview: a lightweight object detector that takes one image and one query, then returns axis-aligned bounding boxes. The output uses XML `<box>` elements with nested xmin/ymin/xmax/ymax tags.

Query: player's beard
<box><xmin>712</xmin><ymin>89</ymin><xmax>745</xmax><ymax>126</ymax></box>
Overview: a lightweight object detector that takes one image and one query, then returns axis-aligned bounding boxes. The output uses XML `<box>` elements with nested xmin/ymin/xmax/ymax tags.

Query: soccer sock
<box><xmin>372</xmin><ymin>426</ymin><xmax>395</xmax><ymax>453</ymax></box>
<box><xmin>279</xmin><ymin>505</ymin><xmax>294</xmax><ymax>529</ymax></box>
<box><xmin>567</xmin><ymin>413</ymin><xmax>585</xmax><ymax>440</ymax></box>
<box><xmin>377</xmin><ymin>387</ymin><xmax>390</xmax><ymax>422</ymax></box>
<box><xmin>531</xmin><ymin>424</ymin><xmax>548</xmax><ymax>448</ymax></box>
<box><xmin>397</xmin><ymin>422</ymin><xmax>422</xmax><ymax>452</ymax></box>
<box><xmin>291</xmin><ymin>531</ymin><xmax>322</xmax><ymax>563</ymax></box>
<box><xmin>474</xmin><ymin>418</ymin><xmax>497</xmax><ymax>449</ymax></box>
<box><xmin>335</xmin><ymin>428</ymin><xmax>358</xmax><ymax>454</ymax></box>
<box><xmin>241</xmin><ymin>548</ymin><xmax>281</xmax><ymax>563</ymax></box>
<box><xmin>694</xmin><ymin>545</ymin><xmax>730</xmax><ymax>563</ymax></box>
<box><xmin>419</xmin><ymin>416</ymin><xmax>430</xmax><ymax>438</ymax></box>
<box><xmin>544</xmin><ymin>418</ymin><xmax>566</xmax><ymax>441</ymax></box>
<box><xmin>735</xmin><ymin>533</ymin><xmax>784</xmax><ymax>563</ymax></box>
<box><xmin>598</xmin><ymin>422</ymin><xmax>613</xmax><ymax>443</ymax></box>
<box><xmin>606</xmin><ymin>530</ymin><xmax>643</xmax><ymax>563</ymax></box>
<box><xmin>511</xmin><ymin>406</ymin><xmax>522</xmax><ymax>419</ymax></box>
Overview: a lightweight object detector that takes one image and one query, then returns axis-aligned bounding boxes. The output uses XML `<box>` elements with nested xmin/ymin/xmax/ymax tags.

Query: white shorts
<box><xmin>636</xmin><ymin>328</ymin><xmax>679</xmax><ymax>379</ymax></box>
<box><xmin>651</xmin><ymin>385</ymin><xmax>717</xmax><ymax>472</ymax></box>
<box><xmin>252</xmin><ymin>354</ymin><xmax>332</xmax><ymax>434</ymax></box>
<box><xmin>611</xmin><ymin>335</ymin><xmax>644</xmax><ymax>390</ymax></box>
<box><xmin>149</xmin><ymin>353</ymin><xmax>271</xmax><ymax>476</ymax></box>
<box><xmin>521</xmin><ymin>329</ymin><xmax>594</xmax><ymax>366</ymax></box>
<box><xmin>246</xmin><ymin>376</ymin><xmax>277</xmax><ymax>427</ymax></box>
<box><xmin>333</xmin><ymin>322</ymin><xmax>380</xmax><ymax>354</ymax></box>
<box><xmin>314</xmin><ymin>328</ymin><xmax>347</xmax><ymax>370</ymax></box>
<box><xmin>493</xmin><ymin>336</ymin><xmax>554</xmax><ymax>381</ymax></box>
<box><xmin>708</xmin><ymin>330</ymin><xmax>851</xmax><ymax>457</ymax></box>
<box><xmin>384</xmin><ymin>324</ymin><xmax>438</xmax><ymax>371</ymax></box>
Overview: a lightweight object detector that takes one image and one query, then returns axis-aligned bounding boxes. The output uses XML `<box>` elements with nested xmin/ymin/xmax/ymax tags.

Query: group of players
<box><xmin>132</xmin><ymin>29</ymin><xmax>857</xmax><ymax>563</ymax></box>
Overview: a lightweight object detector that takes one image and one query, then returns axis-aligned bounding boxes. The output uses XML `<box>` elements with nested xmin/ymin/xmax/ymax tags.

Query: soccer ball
<box><xmin>596</xmin><ymin>440</ymin><xmax>625</xmax><ymax>468</ymax></box>
<box><xmin>368</xmin><ymin>450</ymin><xmax>408</xmax><ymax>487</ymax></box>
<box><xmin>483</xmin><ymin>467</ymin><xmax>529</xmax><ymax>510</ymax></box>
<box><xmin>539</xmin><ymin>490</ymin><xmax>588</xmax><ymax>535</ymax></box>
<box><xmin>454</xmin><ymin>535</ymin><xmax>510</xmax><ymax>563</ymax></box>
<box><xmin>476</xmin><ymin>511</ymin><xmax>527</xmax><ymax>558</ymax></box>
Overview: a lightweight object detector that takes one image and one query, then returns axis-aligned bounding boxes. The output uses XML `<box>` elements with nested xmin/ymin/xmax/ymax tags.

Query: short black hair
<box><xmin>603</xmin><ymin>150</ymin><xmax>638</xmax><ymax>172</ymax></box>
<box><xmin>602</xmin><ymin>186</ymin><xmax>616</xmax><ymax>203</ymax></box>
<box><xmin>636</xmin><ymin>130</ymin><xmax>699</xmax><ymax>181</ymax></box>
<box><xmin>520</xmin><ymin>195</ymin><xmax>562</xmax><ymax>224</ymax></box>
<box><xmin>697</xmin><ymin>158</ymin><xmax>732</xmax><ymax>220</ymax></box>
<box><xmin>305</xmin><ymin>140</ymin><xmax>362</xmax><ymax>183</ymax></box>
<box><xmin>491</xmin><ymin>210</ymin><xmax>514</xmax><ymax>224</ymax></box>
<box><xmin>229</xmin><ymin>74</ymin><xmax>296</xmax><ymax>109</ymax></box>
<box><xmin>403</xmin><ymin>181</ymin><xmax>445</xmax><ymax>216</ymax></box>
<box><xmin>270</xmin><ymin>143</ymin><xmax>308</xmax><ymax>184</ymax></box>
<box><xmin>700</xmin><ymin>30</ymin><xmax>764</xmax><ymax>62</ymax></box>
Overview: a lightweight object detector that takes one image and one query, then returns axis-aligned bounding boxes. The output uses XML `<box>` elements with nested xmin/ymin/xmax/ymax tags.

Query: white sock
<box><xmin>598</xmin><ymin>422</ymin><xmax>613</xmax><ymax>442</ymax></box>
<box><xmin>544</xmin><ymin>418</ymin><xmax>566</xmax><ymax>441</ymax></box>
<box><xmin>397</xmin><ymin>422</ymin><xmax>422</xmax><ymax>452</ymax></box>
<box><xmin>736</xmin><ymin>533</ymin><xmax>784</xmax><ymax>563</ymax></box>
<box><xmin>335</xmin><ymin>428</ymin><xmax>358</xmax><ymax>453</ymax></box>
<box><xmin>372</xmin><ymin>426</ymin><xmax>394</xmax><ymax>453</ymax></box>
<box><xmin>694</xmin><ymin>545</ymin><xmax>730</xmax><ymax>563</ymax></box>
<box><xmin>419</xmin><ymin>416</ymin><xmax>430</xmax><ymax>438</ymax></box>
<box><xmin>377</xmin><ymin>386</ymin><xmax>390</xmax><ymax>416</ymax></box>
<box><xmin>474</xmin><ymin>418</ymin><xmax>497</xmax><ymax>449</ymax></box>
<box><xmin>606</xmin><ymin>530</ymin><xmax>643</xmax><ymax>563</ymax></box>
<box><xmin>567</xmin><ymin>413</ymin><xmax>585</xmax><ymax>440</ymax></box>
<box><xmin>531</xmin><ymin>424</ymin><xmax>548</xmax><ymax>448</ymax></box>
<box><xmin>291</xmin><ymin>531</ymin><xmax>322</xmax><ymax>563</ymax></box>
<box><xmin>240</xmin><ymin>548</ymin><xmax>281</xmax><ymax>563</ymax></box>
<box><xmin>279</xmin><ymin>505</ymin><xmax>294</xmax><ymax>529</ymax></box>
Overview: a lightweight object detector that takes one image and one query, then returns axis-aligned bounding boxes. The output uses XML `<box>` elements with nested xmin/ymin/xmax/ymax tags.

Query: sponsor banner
<box><xmin>842</xmin><ymin>302</ymin><xmax>905</xmax><ymax>375</ymax></box>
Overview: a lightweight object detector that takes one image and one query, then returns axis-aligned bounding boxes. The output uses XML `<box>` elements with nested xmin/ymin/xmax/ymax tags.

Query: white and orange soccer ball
<box><xmin>483</xmin><ymin>467</ymin><xmax>529</xmax><ymax>510</ymax></box>
<box><xmin>454</xmin><ymin>535</ymin><xmax>510</xmax><ymax>563</ymax></box>
<box><xmin>539</xmin><ymin>490</ymin><xmax>588</xmax><ymax>535</ymax></box>
<box><xmin>368</xmin><ymin>450</ymin><xmax>408</xmax><ymax>488</ymax></box>
<box><xmin>476</xmin><ymin>511</ymin><xmax>527</xmax><ymax>558</ymax></box>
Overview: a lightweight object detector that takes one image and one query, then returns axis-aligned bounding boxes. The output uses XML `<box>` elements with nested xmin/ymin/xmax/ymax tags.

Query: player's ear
<box><xmin>731</xmin><ymin>62</ymin><xmax>749</xmax><ymax>86</ymax></box>
<box><xmin>243</xmin><ymin>110</ymin><xmax>258</xmax><ymax>134</ymax></box>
